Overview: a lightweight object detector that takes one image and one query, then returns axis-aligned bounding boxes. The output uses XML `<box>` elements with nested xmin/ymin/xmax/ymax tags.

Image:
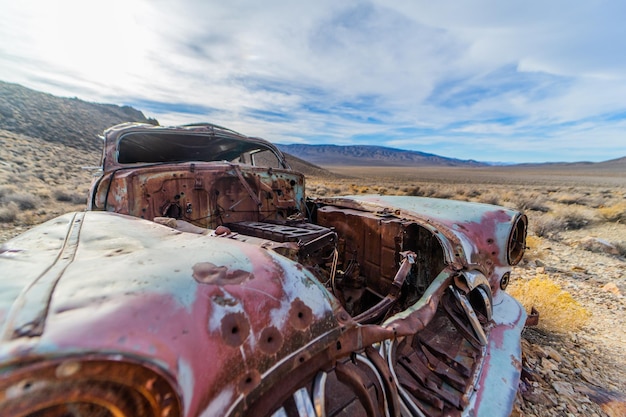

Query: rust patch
<box><xmin>259</xmin><ymin>326</ymin><xmax>284</xmax><ymax>355</ymax></box>
<box><xmin>288</xmin><ymin>298</ymin><xmax>313</xmax><ymax>331</ymax></box>
<box><xmin>221</xmin><ymin>312</ymin><xmax>250</xmax><ymax>347</ymax></box>
<box><xmin>192</xmin><ymin>262</ymin><xmax>252</xmax><ymax>285</ymax></box>
<box><xmin>212</xmin><ymin>295</ymin><xmax>238</xmax><ymax>307</ymax></box>
<box><xmin>215</xmin><ymin>225</ymin><xmax>231</xmax><ymax>235</ymax></box>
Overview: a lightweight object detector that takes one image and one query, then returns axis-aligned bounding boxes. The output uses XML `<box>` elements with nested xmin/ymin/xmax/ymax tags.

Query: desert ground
<box><xmin>1</xmin><ymin>131</ymin><xmax>625</xmax><ymax>416</ymax></box>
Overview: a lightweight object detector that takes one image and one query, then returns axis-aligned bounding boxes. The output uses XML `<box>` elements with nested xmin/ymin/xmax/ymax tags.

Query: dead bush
<box><xmin>0</xmin><ymin>202</ymin><xmax>18</xmax><ymax>223</ymax></box>
<box><xmin>559</xmin><ymin>208</ymin><xmax>593</xmax><ymax>230</ymax></box>
<box><xmin>553</xmin><ymin>193</ymin><xmax>587</xmax><ymax>205</ymax></box>
<box><xmin>508</xmin><ymin>275</ymin><xmax>590</xmax><ymax>333</ymax></box>
<box><xmin>53</xmin><ymin>189</ymin><xmax>86</xmax><ymax>204</ymax></box>
<box><xmin>478</xmin><ymin>193</ymin><xmax>501</xmax><ymax>206</ymax></box>
<box><xmin>513</xmin><ymin>194</ymin><xmax>550</xmax><ymax>213</ymax></box>
<box><xmin>431</xmin><ymin>190</ymin><xmax>455</xmax><ymax>199</ymax></box>
<box><xmin>0</xmin><ymin>191</ymin><xmax>40</xmax><ymax>210</ymax></box>
<box><xmin>597</xmin><ymin>202</ymin><xmax>626</xmax><ymax>223</ymax></box>
<box><xmin>465</xmin><ymin>189</ymin><xmax>481</xmax><ymax>198</ymax></box>
<box><xmin>0</xmin><ymin>186</ymin><xmax>17</xmax><ymax>199</ymax></box>
<box><xmin>404</xmin><ymin>186</ymin><xmax>425</xmax><ymax>196</ymax></box>
<box><xmin>532</xmin><ymin>215</ymin><xmax>565</xmax><ymax>239</ymax></box>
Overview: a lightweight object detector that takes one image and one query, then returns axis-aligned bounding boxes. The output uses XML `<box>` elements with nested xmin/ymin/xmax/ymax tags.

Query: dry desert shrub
<box><xmin>513</xmin><ymin>193</ymin><xmax>550</xmax><ymax>213</ymax></box>
<box><xmin>508</xmin><ymin>275</ymin><xmax>591</xmax><ymax>333</ymax></box>
<box><xmin>402</xmin><ymin>185</ymin><xmax>454</xmax><ymax>199</ymax></box>
<box><xmin>0</xmin><ymin>186</ymin><xmax>16</xmax><ymax>199</ymax></box>
<box><xmin>431</xmin><ymin>189</ymin><xmax>455</xmax><ymax>199</ymax></box>
<box><xmin>552</xmin><ymin>192</ymin><xmax>588</xmax><ymax>206</ymax></box>
<box><xmin>0</xmin><ymin>191</ymin><xmax>40</xmax><ymax>210</ymax></box>
<box><xmin>464</xmin><ymin>189</ymin><xmax>482</xmax><ymax>199</ymax></box>
<box><xmin>531</xmin><ymin>214</ymin><xmax>565</xmax><ymax>239</ymax></box>
<box><xmin>53</xmin><ymin>189</ymin><xmax>87</xmax><ymax>204</ymax></box>
<box><xmin>597</xmin><ymin>202</ymin><xmax>626</xmax><ymax>223</ymax></box>
<box><xmin>402</xmin><ymin>186</ymin><xmax>424</xmax><ymax>196</ymax></box>
<box><xmin>477</xmin><ymin>192</ymin><xmax>501</xmax><ymax>206</ymax></box>
<box><xmin>0</xmin><ymin>201</ymin><xmax>18</xmax><ymax>223</ymax></box>
<box><xmin>557</xmin><ymin>207</ymin><xmax>594</xmax><ymax>230</ymax></box>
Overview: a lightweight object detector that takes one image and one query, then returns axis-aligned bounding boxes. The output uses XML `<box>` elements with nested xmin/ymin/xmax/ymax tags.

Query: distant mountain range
<box><xmin>278</xmin><ymin>144</ymin><xmax>486</xmax><ymax>167</ymax></box>
<box><xmin>513</xmin><ymin>156</ymin><xmax>626</xmax><ymax>170</ymax></box>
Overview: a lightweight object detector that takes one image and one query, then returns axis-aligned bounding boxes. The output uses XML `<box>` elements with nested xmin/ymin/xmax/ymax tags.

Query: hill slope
<box><xmin>0</xmin><ymin>81</ymin><xmax>336</xmax><ymax>178</ymax></box>
<box><xmin>0</xmin><ymin>81</ymin><xmax>154</xmax><ymax>152</ymax></box>
<box><xmin>278</xmin><ymin>144</ymin><xmax>486</xmax><ymax>167</ymax></box>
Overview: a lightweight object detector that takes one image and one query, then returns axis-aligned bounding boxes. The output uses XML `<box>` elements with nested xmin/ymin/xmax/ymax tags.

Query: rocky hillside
<box><xmin>0</xmin><ymin>81</ymin><xmax>337</xmax><ymax>178</ymax></box>
<box><xmin>0</xmin><ymin>81</ymin><xmax>155</xmax><ymax>152</ymax></box>
<box><xmin>278</xmin><ymin>143</ymin><xmax>486</xmax><ymax>167</ymax></box>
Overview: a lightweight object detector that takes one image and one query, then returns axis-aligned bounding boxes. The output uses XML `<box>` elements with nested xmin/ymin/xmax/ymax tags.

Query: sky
<box><xmin>1</xmin><ymin>0</ymin><xmax>625</xmax><ymax>163</ymax></box>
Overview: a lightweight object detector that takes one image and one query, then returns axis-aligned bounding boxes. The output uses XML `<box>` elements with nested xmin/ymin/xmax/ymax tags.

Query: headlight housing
<box><xmin>507</xmin><ymin>214</ymin><xmax>527</xmax><ymax>265</ymax></box>
<box><xmin>0</xmin><ymin>358</ymin><xmax>180</xmax><ymax>417</ymax></box>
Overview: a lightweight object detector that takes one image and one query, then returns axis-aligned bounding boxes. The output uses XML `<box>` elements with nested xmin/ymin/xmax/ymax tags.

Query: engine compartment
<box><xmin>224</xmin><ymin>204</ymin><xmax>446</xmax><ymax>322</ymax></box>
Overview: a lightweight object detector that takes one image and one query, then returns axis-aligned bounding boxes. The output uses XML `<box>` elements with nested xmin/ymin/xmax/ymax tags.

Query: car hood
<box><xmin>0</xmin><ymin>211</ymin><xmax>342</xmax><ymax>416</ymax></box>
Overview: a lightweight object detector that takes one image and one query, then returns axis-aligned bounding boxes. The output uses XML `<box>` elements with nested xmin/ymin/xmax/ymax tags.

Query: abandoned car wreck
<box><xmin>0</xmin><ymin>122</ymin><xmax>528</xmax><ymax>417</ymax></box>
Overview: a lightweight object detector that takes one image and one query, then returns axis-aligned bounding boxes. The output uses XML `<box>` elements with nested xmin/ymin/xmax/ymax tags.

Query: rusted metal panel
<box><xmin>93</xmin><ymin>165</ymin><xmax>304</xmax><ymax>229</ymax></box>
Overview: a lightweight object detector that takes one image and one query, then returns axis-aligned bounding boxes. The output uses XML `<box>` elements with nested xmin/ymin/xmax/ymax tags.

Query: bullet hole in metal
<box><xmin>238</xmin><ymin>370</ymin><xmax>261</xmax><ymax>394</ymax></box>
<box><xmin>259</xmin><ymin>326</ymin><xmax>283</xmax><ymax>354</ymax></box>
<box><xmin>288</xmin><ymin>299</ymin><xmax>312</xmax><ymax>330</ymax></box>
<box><xmin>221</xmin><ymin>313</ymin><xmax>250</xmax><ymax>347</ymax></box>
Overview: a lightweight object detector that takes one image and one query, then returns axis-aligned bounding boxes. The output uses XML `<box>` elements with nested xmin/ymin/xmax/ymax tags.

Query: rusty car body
<box><xmin>0</xmin><ymin>122</ymin><xmax>527</xmax><ymax>417</ymax></box>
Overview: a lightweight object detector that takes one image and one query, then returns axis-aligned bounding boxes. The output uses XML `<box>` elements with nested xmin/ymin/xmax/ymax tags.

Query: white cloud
<box><xmin>1</xmin><ymin>0</ymin><xmax>625</xmax><ymax>162</ymax></box>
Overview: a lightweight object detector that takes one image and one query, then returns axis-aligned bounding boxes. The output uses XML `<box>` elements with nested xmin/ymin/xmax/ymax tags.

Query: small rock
<box><xmin>552</xmin><ymin>381</ymin><xmax>575</xmax><ymax>396</ymax></box>
<box><xmin>601</xmin><ymin>282</ymin><xmax>621</xmax><ymax>296</ymax></box>
<box><xmin>578</xmin><ymin>237</ymin><xmax>620</xmax><ymax>255</ymax></box>
<box><xmin>541</xmin><ymin>357</ymin><xmax>559</xmax><ymax>372</ymax></box>
<box><xmin>544</xmin><ymin>346</ymin><xmax>563</xmax><ymax>363</ymax></box>
<box><xmin>533</xmin><ymin>344</ymin><xmax>548</xmax><ymax>358</ymax></box>
<box><xmin>581</xmin><ymin>370</ymin><xmax>602</xmax><ymax>386</ymax></box>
